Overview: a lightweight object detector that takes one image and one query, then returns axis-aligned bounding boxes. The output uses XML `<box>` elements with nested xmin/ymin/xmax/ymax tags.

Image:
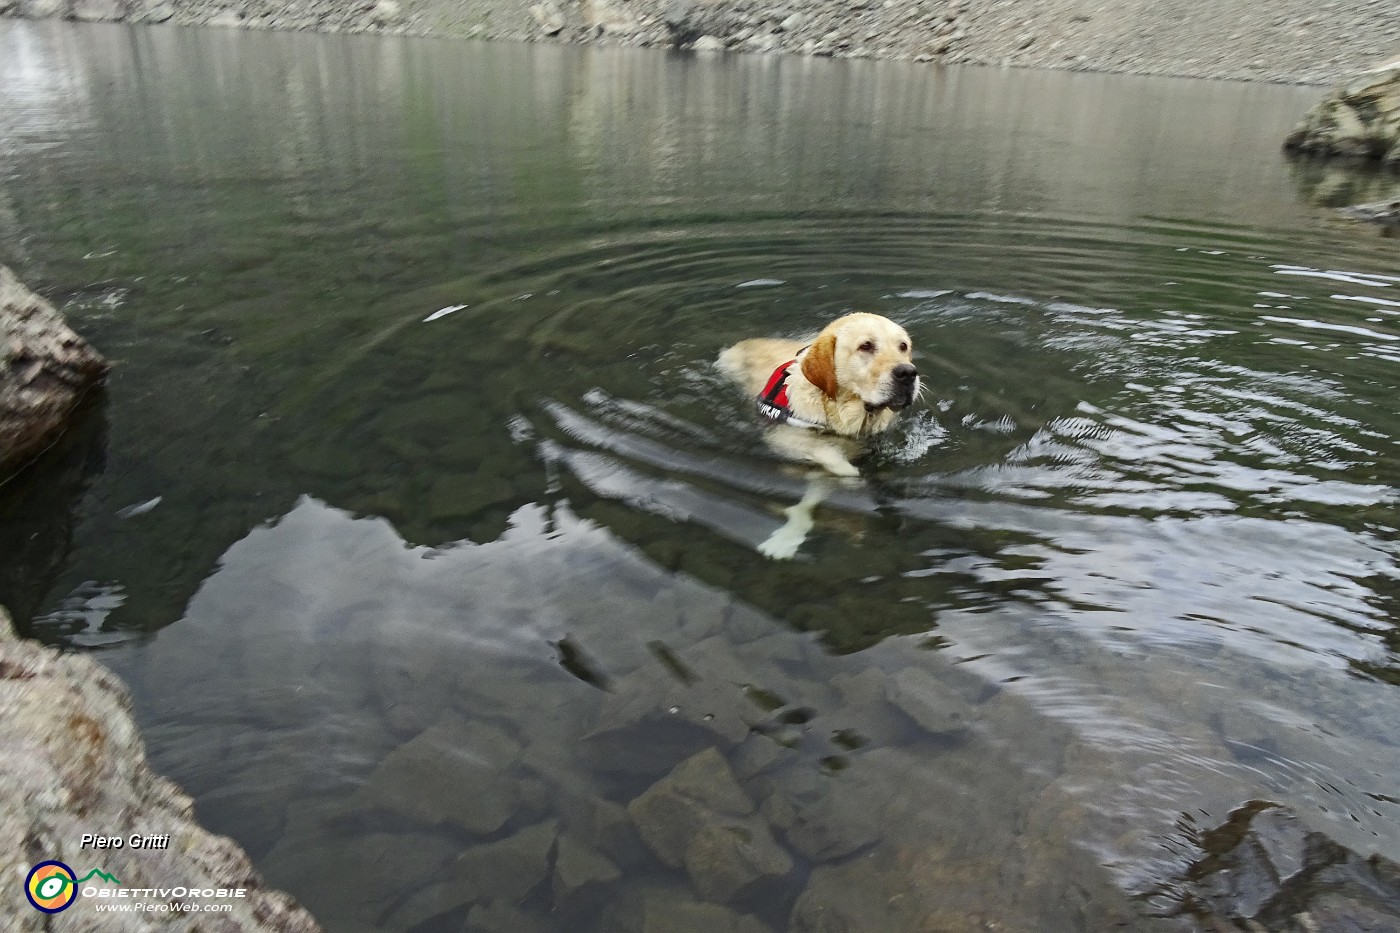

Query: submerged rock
<box><xmin>601</xmin><ymin>883</ymin><xmax>773</xmax><ymax>933</ymax></box>
<box><xmin>263</xmin><ymin>829</ymin><xmax>456</xmax><ymax>933</ymax></box>
<box><xmin>628</xmin><ymin>747</ymin><xmax>793</xmax><ymax>902</ymax></box>
<box><xmin>356</xmin><ymin>715</ymin><xmax>522</xmax><ymax>834</ymax></box>
<box><xmin>553</xmin><ymin>832</ymin><xmax>621</xmax><ymax>901</ymax></box>
<box><xmin>550</xmin><ymin>789</ymin><xmax>648</xmax><ymax>868</ymax></box>
<box><xmin>781</xmin><ymin>780</ymin><xmax>882</xmax><ymax>862</ymax></box>
<box><xmin>628</xmin><ymin>747</ymin><xmax>754</xmax><ymax>865</ymax></box>
<box><xmin>790</xmin><ymin>857</ymin><xmax>920</xmax><ymax>933</ymax></box>
<box><xmin>451</xmin><ymin>818</ymin><xmax>558</xmax><ymax>901</ymax></box>
<box><xmin>583</xmin><ymin>634</ymin><xmax>806</xmax><ymax>774</ymax></box>
<box><xmin>790</xmin><ymin>844</ymin><xmax>1051</xmax><ymax>933</ymax></box>
<box><xmin>464</xmin><ymin>900</ymin><xmax>554</xmax><ymax>933</ymax></box>
<box><xmin>1285</xmin><ymin>60</ymin><xmax>1400</xmax><ymax>168</ymax></box>
<box><xmin>684</xmin><ymin>813</ymin><xmax>793</xmax><ymax>902</ymax></box>
<box><xmin>1166</xmin><ymin>802</ymin><xmax>1400</xmax><ymax>931</ymax></box>
<box><xmin>0</xmin><ymin>608</ymin><xmax>321</xmax><ymax>932</ymax></box>
<box><xmin>384</xmin><ymin>820</ymin><xmax>558</xmax><ymax>929</ymax></box>
<box><xmin>885</xmin><ymin>664</ymin><xmax>970</xmax><ymax>736</ymax></box>
<box><xmin>0</xmin><ymin>265</ymin><xmax>108</xmax><ymax>479</ymax></box>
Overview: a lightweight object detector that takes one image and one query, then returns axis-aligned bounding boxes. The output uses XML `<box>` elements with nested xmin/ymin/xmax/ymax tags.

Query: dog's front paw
<box><xmin>758</xmin><ymin>479</ymin><xmax>826</xmax><ymax>559</ymax></box>
<box><xmin>758</xmin><ymin>524</ymin><xmax>806</xmax><ymax>560</ymax></box>
<box><xmin>811</xmin><ymin>453</ymin><xmax>859</xmax><ymax>477</ymax></box>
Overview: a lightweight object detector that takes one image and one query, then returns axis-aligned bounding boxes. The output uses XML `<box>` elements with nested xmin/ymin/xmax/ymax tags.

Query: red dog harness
<box><xmin>756</xmin><ymin>359</ymin><xmax>826</xmax><ymax>431</ymax></box>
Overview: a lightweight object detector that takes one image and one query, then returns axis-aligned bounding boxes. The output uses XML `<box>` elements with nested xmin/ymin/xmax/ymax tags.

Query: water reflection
<box><xmin>2</xmin><ymin>19</ymin><xmax>1399</xmax><ymax>932</ymax></box>
<box><xmin>111</xmin><ymin>496</ymin><xmax>1175</xmax><ymax>932</ymax></box>
<box><xmin>1289</xmin><ymin>156</ymin><xmax>1400</xmax><ymax>210</ymax></box>
<box><xmin>0</xmin><ymin>396</ymin><xmax>107</xmax><ymax>627</ymax></box>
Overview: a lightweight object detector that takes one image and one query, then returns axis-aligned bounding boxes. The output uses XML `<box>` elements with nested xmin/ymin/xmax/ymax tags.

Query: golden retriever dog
<box><xmin>717</xmin><ymin>312</ymin><xmax>921</xmax><ymax>557</ymax></box>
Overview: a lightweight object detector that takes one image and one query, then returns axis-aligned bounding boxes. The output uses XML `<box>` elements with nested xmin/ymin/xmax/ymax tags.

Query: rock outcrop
<box><xmin>1338</xmin><ymin>197</ymin><xmax>1400</xmax><ymax>232</ymax></box>
<box><xmin>1159</xmin><ymin>802</ymin><xmax>1400</xmax><ymax>931</ymax></box>
<box><xmin>0</xmin><ymin>607</ymin><xmax>322</xmax><ymax>931</ymax></box>
<box><xmin>1285</xmin><ymin>60</ymin><xmax>1400</xmax><ymax>168</ymax></box>
<box><xmin>0</xmin><ymin>265</ymin><xmax>108</xmax><ymax>479</ymax></box>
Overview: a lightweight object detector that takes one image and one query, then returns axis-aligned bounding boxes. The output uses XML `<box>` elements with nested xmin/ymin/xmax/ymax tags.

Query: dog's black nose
<box><xmin>893</xmin><ymin>363</ymin><xmax>918</xmax><ymax>383</ymax></box>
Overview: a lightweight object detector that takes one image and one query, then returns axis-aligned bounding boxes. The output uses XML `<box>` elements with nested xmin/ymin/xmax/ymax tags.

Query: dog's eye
<box><xmin>899</xmin><ymin>341</ymin><xmax>909</xmax><ymax>353</ymax></box>
<box><xmin>858</xmin><ymin>340</ymin><xmax>876</xmax><ymax>353</ymax></box>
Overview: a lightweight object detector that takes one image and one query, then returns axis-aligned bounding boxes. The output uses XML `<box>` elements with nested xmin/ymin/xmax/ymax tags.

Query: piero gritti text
<box><xmin>81</xmin><ymin>833</ymin><xmax>172</xmax><ymax>850</ymax></box>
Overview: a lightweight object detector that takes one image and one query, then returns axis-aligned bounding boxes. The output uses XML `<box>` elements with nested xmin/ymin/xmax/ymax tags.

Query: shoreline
<box><xmin>2</xmin><ymin>0</ymin><xmax>1394</xmax><ymax>87</ymax></box>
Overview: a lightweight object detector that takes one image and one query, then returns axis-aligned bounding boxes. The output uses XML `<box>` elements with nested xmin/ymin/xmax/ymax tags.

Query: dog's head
<box><xmin>801</xmin><ymin>312</ymin><xmax>920</xmax><ymax>412</ymax></box>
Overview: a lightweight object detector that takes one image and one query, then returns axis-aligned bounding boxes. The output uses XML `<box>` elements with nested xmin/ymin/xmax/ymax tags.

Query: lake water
<box><xmin>3</xmin><ymin>19</ymin><xmax>1399</xmax><ymax>933</ymax></box>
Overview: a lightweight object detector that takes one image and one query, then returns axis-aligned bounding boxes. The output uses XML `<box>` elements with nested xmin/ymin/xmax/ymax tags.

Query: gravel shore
<box><xmin>1</xmin><ymin>0</ymin><xmax>1396</xmax><ymax>85</ymax></box>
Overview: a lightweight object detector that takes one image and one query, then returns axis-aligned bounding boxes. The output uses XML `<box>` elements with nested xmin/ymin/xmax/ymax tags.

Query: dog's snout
<box><xmin>893</xmin><ymin>363</ymin><xmax>918</xmax><ymax>383</ymax></box>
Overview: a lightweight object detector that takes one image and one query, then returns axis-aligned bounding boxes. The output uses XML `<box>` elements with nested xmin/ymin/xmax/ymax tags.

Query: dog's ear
<box><xmin>801</xmin><ymin>332</ymin><xmax>839</xmax><ymax>399</ymax></box>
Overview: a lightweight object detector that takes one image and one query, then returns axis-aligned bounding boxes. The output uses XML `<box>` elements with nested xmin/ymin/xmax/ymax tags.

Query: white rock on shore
<box><xmin>0</xmin><ymin>607</ymin><xmax>322</xmax><ymax>932</ymax></box>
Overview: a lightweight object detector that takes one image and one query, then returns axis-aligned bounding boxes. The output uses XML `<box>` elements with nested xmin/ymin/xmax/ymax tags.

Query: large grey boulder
<box><xmin>0</xmin><ymin>607</ymin><xmax>321</xmax><ymax>932</ymax></box>
<box><xmin>599</xmin><ymin>883</ymin><xmax>772</xmax><ymax>933</ymax></box>
<box><xmin>627</xmin><ymin>747</ymin><xmax>792</xmax><ymax>903</ymax></box>
<box><xmin>381</xmin><ymin>820</ymin><xmax>559</xmax><ymax>929</ymax></box>
<box><xmin>1171</xmin><ymin>803</ymin><xmax>1400</xmax><ymax>930</ymax></box>
<box><xmin>355</xmin><ymin>715</ymin><xmax>523</xmax><ymax>834</ymax></box>
<box><xmin>1285</xmin><ymin>60</ymin><xmax>1400</xmax><ymax>168</ymax></box>
<box><xmin>0</xmin><ymin>265</ymin><xmax>108</xmax><ymax>478</ymax></box>
<box><xmin>262</xmin><ymin>828</ymin><xmax>457</xmax><ymax>933</ymax></box>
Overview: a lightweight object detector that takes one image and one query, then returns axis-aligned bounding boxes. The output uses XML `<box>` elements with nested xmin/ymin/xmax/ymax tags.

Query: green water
<box><xmin>2</xmin><ymin>19</ymin><xmax>1399</xmax><ymax>933</ymax></box>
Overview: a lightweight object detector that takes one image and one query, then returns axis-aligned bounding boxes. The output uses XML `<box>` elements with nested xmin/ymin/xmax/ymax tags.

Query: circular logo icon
<box><xmin>25</xmin><ymin>861</ymin><xmax>78</xmax><ymax>913</ymax></box>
